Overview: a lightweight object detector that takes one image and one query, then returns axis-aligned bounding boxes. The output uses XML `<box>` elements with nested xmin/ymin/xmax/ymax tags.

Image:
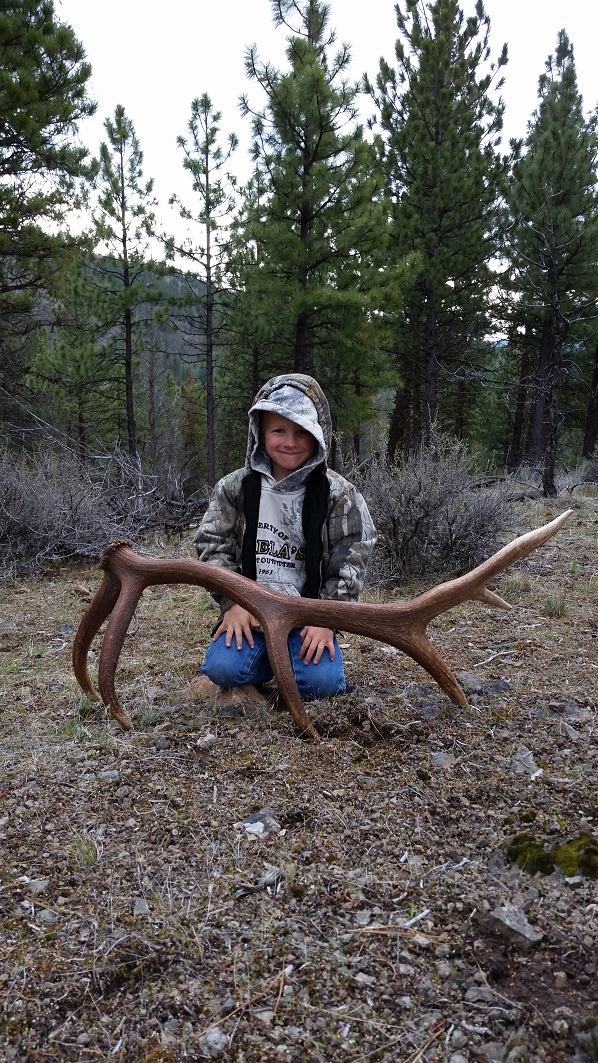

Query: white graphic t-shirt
<box><xmin>255</xmin><ymin>480</ymin><xmax>307</xmax><ymax>596</ymax></box>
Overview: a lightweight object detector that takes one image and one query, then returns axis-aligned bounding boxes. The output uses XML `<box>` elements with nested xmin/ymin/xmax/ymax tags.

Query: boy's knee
<box><xmin>202</xmin><ymin>658</ymin><xmax>241</xmax><ymax>687</ymax></box>
<box><xmin>296</xmin><ymin>670</ymin><xmax>345</xmax><ymax>701</ymax></box>
<box><xmin>201</xmin><ymin>642</ymin><xmax>246</xmax><ymax>687</ymax></box>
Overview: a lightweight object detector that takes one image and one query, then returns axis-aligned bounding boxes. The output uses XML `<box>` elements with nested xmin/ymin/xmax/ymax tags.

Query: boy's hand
<box><xmin>299</xmin><ymin>626</ymin><xmax>335</xmax><ymax>665</ymax></box>
<box><xmin>213</xmin><ymin>604</ymin><xmax>261</xmax><ymax>649</ymax></box>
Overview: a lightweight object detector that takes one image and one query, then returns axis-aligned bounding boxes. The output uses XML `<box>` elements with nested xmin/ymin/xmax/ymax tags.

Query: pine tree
<box><xmin>0</xmin><ymin>0</ymin><xmax>94</xmax><ymax>426</ymax></box>
<box><xmin>369</xmin><ymin>0</ymin><xmax>508</xmax><ymax>455</ymax></box>
<box><xmin>27</xmin><ymin>250</ymin><xmax>124</xmax><ymax>453</ymax></box>
<box><xmin>168</xmin><ymin>94</ymin><xmax>238</xmax><ymax>486</ymax></box>
<box><xmin>88</xmin><ymin>105</ymin><xmax>159</xmax><ymax>458</ymax></box>
<box><xmin>230</xmin><ymin>0</ymin><xmax>390</xmax><ymax>448</ymax></box>
<box><xmin>504</xmin><ymin>32</ymin><xmax>598</xmax><ymax>493</ymax></box>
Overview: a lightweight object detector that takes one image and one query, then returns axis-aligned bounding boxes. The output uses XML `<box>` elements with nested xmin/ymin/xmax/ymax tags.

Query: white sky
<box><xmin>57</xmin><ymin>0</ymin><xmax>597</xmax><ymax>241</ymax></box>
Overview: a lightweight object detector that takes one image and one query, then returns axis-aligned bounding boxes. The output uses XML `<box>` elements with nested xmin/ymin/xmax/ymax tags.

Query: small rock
<box><xmin>39</xmin><ymin>909</ymin><xmax>58</xmax><ymax>925</ymax></box>
<box><xmin>397</xmin><ymin>995</ymin><xmax>412</xmax><ymax>1008</ymax></box>
<box><xmin>486</xmin><ymin>678</ymin><xmax>511</xmax><ymax>694</ymax></box>
<box><xmin>449</xmin><ymin>1055</ymin><xmax>469</xmax><ymax>1063</ymax></box>
<box><xmin>355</xmin><ymin>909</ymin><xmax>372</xmax><ymax>927</ymax></box>
<box><xmin>480</xmin><ymin>1043</ymin><xmax>505</xmax><ymax>1061</ymax></box>
<box><xmin>354</xmin><ymin>972</ymin><xmax>376</xmax><ymax>986</ymax></box>
<box><xmin>28</xmin><ymin>878</ymin><xmax>50</xmax><ymax>896</ymax></box>
<box><xmin>509</xmin><ymin>747</ymin><xmax>542</xmax><ymax>777</ymax></box>
<box><xmin>284</xmin><ymin>1026</ymin><xmax>304</xmax><ymax>1043</ymax></box>
<box><xmin>553</xmin><ymin>971</ymin><xmax>568</xmax><ymax>988</ymax></box>
<box><xmin>196</xmin><ymin>733</ymin><xmax>218</xmax><ymax>751</ymax></box>
<box><xmin>486</xmin><ymin>904</ymin><xmax>544</xmax><ymax>947</ymax></box>
<box><xmin>553</xmin><ymin>1019</ymin><xmax>569</xmax><ymax>1037</ymax></box>
<box><xmin>465</xmin><ymin>986</ymin><xmax>495</xmax><ymax>1003</ymax></box>
<box><xmin>98</xmin><ymin>769</ymin><xmax>120</xmax><ymax>782</ymax></box>
<box><xmin>234</xmin><ymin>808</ymin><xmax>281</xmax><ymax>836</ymax></box>
<box><xmin>253</xmin><ymin>1008</ymin><xmax>276</xmax><ymax>1025</ymax></box>
<box><xmin>411</xmin><ymin>932</ymin><xmax>431</xmax><ymax>949</ymax></box>
<box><xmin>418</xmin><ymin>977</ymin><xmax>435</xmax><ymax>994</ymax></box>
<box><xmin>430</xmin><ymin>751</ymin><xmax>456</xmax><ymax>769</ymax></box>
<box><xmin>556</xmin><ymin>720</ymin><xmax>581</xmax><ymax>741</ymax></box>
<box><xmin>199</xmin><ymin>1026</ymin><xmax>230</xmax><ymax>1058</ymax></box>
<box><xmin>133</xmin><ymin>897</ymin><xmax>149</xmax><ymax>916</ymax></box>
<box><xmin>457</xmin><ymin>672</ymin><xmax>486</xmax><ymax>693</ymax></box>
<box><xmin>505</xmin><ymin>1048</ymin><xmax>527</xmax><ymax>1062</ymax></box>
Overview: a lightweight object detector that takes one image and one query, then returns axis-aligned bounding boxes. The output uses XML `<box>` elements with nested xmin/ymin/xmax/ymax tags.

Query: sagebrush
<box><xmin>351</xmin><ymin>435</ymin><xmax>512</xmax><ymax>583</ymax></box>
<box><xmin>0</xmin><ymin>445</ymin><xmax>206</xmax><ymax>580</ymax></box>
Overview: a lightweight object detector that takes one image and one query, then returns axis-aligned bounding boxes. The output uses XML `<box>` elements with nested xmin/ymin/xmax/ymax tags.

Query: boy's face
<box><xmin>261</xmin><ymin>411</ymin><xmax>317</xmax><ymax>482</ymax></box>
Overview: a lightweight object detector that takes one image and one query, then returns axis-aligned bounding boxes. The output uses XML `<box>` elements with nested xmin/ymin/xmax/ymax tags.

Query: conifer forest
<box><xmin>2</xmin><ymin>0</ymin><xmax>598</xmax><ymax>568</ymax></box>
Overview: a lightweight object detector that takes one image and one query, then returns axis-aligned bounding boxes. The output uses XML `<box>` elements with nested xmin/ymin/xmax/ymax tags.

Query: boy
<box><xmin>191</xmin><ymin>373</ymin><xmax>376</xmax><ymax>709</ymax></box>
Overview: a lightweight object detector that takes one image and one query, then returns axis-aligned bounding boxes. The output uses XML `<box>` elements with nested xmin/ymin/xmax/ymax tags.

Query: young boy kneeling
<box><xmin>192</xmin><ymin>373</ymin><xmax>376</xmax><ymax>708</ymax></box>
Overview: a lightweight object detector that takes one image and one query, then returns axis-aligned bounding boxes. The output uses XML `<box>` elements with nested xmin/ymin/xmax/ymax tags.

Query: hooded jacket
<box><xmin>194</xmin><ymin>374</ymin><xmax>376</xmax><ymax>610</ymax></box>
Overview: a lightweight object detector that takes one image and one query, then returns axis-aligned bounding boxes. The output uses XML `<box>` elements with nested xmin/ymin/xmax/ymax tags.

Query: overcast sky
<box><xmin>57</xmin><ymin>0</ymin><xmax>597</xmax><ymax>239</ymax></box>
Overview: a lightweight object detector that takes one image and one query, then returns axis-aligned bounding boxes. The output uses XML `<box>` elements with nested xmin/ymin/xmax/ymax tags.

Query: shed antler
<box><xmin>72</xmin><ymin>510</ymin><xmax>572</xmax><ymax>740</ymax></box>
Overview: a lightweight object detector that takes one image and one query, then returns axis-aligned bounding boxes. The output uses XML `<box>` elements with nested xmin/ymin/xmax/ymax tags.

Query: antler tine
<box><xmin>72</xmin><ymin>567</ymin><xmax>122</xmax><ymax>703</ymax></box>
<box><xmin>404</xmin><ymin>509</ymin><xmax>573</xmax><ymax>625</ymax></box>
<box><xmin>96</xmin><ymin>572</ymin><xmax>145</xmax><ymax>731</ymax></box>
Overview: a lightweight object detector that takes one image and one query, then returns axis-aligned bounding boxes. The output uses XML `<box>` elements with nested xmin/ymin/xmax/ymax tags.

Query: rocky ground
<box><xmin>0</xmin><ymin>497</ymin><xmax>596</xmax><ymax>1063</ymax></box>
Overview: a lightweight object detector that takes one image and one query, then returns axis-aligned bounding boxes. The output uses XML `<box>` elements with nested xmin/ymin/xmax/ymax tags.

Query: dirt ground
<box><xmin>0</xmin><ymin>497</ymin><xmax>596</xmax><ymax>1062</ymax></box>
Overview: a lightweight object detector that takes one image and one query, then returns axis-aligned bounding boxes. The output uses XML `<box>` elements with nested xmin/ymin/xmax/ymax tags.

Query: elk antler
<box><xmin>72</xmin><ymin>511</ymin><xmax>572</xmax><ymax>740</ymax></box>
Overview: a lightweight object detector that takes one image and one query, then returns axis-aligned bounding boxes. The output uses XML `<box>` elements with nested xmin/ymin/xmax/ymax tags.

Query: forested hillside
<box><xmin>1</xmin><ymin>0</ymin><xmax>597</xmax><ymax>516</ymax></box>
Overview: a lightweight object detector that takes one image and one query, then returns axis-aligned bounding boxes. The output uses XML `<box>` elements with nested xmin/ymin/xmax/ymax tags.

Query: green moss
<box><xmin>504</xmin><ymin>830</ymin><xmax>598</xmax><ymax>880</ymax></box>
<box><xmin>505</xmin><ymin>832</ymin><xmax>555</xmax><ymax>875</ymax></box>
<box><xmin>519</xmin><ymin>810</ymin><xmax>537</xmax><ymax>824</ymax></box>
<box><xmin>575</xmin><ymin>1017</ymin><xmax>598</xmax><ymax>1061</ymax></box>
<box><xmin>552</xmin><ymin>832</ymin><xmax>598</xmax><ymax>880</ymax></box>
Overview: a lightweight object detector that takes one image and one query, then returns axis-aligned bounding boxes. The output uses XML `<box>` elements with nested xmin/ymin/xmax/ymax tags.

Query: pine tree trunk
<box><xmin>423</xmin><ymin>304</ymin><xmax>438</xmax><ymax>441</ymax></box>
<box><xmin>205</xmin><ymin>227</ymin><xmax>216</xmax><ymax>488</ymax></box>
<box><xmin>524</xmin><ymin>318</ymin><xmax>552</xmax><ymax>464</ymax></box>
<box><xmin>147</xmin><ymin>349</ymin><xmax>158</xmax><ymax>476</ymax></box>
<box><xmin>541</xmin><ymin>321</ymin><xmax>567</xmax><ymax>498</ymax></box>
<box><xmin>582</xmin><ymin>337</ymin><xmax>598</xmax><ymax>458</ymax></box>
<box><xmin>542</xmin><ymin>357</ymin><xmax>562</xmax><ymax>497</ymax></box>
<box><xmin>294</xmin><ymin>309</ymin><xmax>312</xmax><ymax>374</ymax></box>
<box><xmin>508</xmin><ymin>338</ymin><xmax>533</xmax><ymax>470</ymax></box>
<box><xmin>124</xmin><ymin>304</ymin><xmax>137</xmax><ymax>459</ymax></box>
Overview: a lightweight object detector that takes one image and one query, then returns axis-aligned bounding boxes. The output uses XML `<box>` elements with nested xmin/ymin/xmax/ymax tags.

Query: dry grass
<box><xmin>0</xmin><ymin>498</ymin><xmax>597</xmax><ymax>1062</ymax></box>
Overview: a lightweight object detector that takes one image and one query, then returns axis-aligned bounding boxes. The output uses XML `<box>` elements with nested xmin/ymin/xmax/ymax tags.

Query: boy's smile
<box><xmin>262</xmin><ymin>411</ymin><xmax>317</xmax><ymax>482</ymax></box>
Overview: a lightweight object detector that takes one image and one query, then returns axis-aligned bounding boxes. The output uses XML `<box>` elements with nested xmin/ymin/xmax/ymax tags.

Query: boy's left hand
<box><xmin>299</xmin><ymin>626</ymin><xmax>335</xmax><ymax>665</ymax></box>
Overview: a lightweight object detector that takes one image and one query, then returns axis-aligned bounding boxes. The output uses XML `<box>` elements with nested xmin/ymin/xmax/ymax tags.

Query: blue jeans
<box><xmin>201</xmin><ymin>627</ymin><xmax>345</xmax><ymax>700</ymax></box>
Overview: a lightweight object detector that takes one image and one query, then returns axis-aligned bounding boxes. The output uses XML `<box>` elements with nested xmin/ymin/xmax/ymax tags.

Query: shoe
<box><xmin>189</xmin><ymin>676</ymin><xmax>268</xmax><ymax>714</ymax></box>
<box><xmin>189</xmin><ymin>676</ymin><xmax>222</xmax><ymax>703</ymax></box>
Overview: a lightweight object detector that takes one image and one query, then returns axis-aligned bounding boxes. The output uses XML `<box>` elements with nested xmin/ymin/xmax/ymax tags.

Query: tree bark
<box><xmin>524</xmin><ymin>318</ymin><xmax>552</xmax><ymax>465</ymax></box>
<box><xmin>582</xmin><ymin>337</ymin><xmax>598</xmax><ymax>458</ymax></box>
<box><xmin>508</xmin><ymin>333</ymin><xmax>533</xmax><ymax>471</ymax></box>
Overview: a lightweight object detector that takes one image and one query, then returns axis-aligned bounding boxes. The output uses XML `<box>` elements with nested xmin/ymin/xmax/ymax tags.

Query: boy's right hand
<box><xmin>212</xmin><ymin>604</ymin><xmax>261</xmax><ymax>649</ymax></box>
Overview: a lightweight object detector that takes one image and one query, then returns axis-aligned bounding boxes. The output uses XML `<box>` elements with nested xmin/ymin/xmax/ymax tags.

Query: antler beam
<box><xmin>72</xmin><ymin>511</ymin><xmax>572</xmax><ymax>740</ymax></box>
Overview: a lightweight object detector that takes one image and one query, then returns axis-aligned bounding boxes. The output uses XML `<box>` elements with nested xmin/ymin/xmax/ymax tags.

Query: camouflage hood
<box><xmin>246</xmin><ymin>374</ymin><xmax>332</xmax><ymax>487</ymax></box>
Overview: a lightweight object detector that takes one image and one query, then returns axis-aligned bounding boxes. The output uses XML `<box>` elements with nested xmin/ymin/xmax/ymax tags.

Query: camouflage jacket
<box><xmin>195</xmin><ymin>465</ymin><xmax>377</xmax><ymax>609</ymax></box>
<box><xmin>194</xmin><ymin>373</ymin><xmax>377</xmax><ymax>609</ymax></box>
